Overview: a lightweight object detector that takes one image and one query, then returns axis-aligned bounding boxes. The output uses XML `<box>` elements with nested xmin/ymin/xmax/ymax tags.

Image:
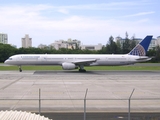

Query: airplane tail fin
<box><xmin>128</xmin><ymin>35</ymin><xmax>153</xmax><ymax>56</ymax></box>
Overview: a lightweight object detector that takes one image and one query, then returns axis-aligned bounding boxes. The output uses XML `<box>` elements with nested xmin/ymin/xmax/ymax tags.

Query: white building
<box><xmin>116</xmin><ymin>36</ymin><xmax>160</xmax><ymax>50</ymax></box>
<box><xmin>116</xmin><ymin>36</ymin><xmax>142</xmax><ymax>45</ymax></box>
<box><xmin>80</xmin><ymin>44</ymin><xmax>102</xmax><ymax>50</ymax></box>
<box><xmin>156</xmin><ymin>36</ymin><xmax>160</xmax><ymax>46</ymax></box>
<box><xmin>38</xmin><ymin>44</ymin><xmax>48</xmax><ymax>49</ymax></box>
<box><xmin>49</xmin><ymin>39</ymin><xmax>81</xmax><ymax>50</ymax></box>
<box><xmin>0</xmin><ymin>33</ymin><xmax>8</xmax><ymax>44</ymax></box>
<box><xmin>149</xmin><ymin>38</ymin><xmax>157</xmax><ymax>50</ymax></box>
<box><xmin>21</xmin><ymin>34</ymin><xmax>32</xmax><ymax>48</ymax></box>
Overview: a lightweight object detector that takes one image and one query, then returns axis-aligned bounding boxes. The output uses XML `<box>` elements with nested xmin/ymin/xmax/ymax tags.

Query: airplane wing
<box><xmin>72</xmin><ymin>59</ymin><xmax>97</xmax><ymax>65</ymax></box>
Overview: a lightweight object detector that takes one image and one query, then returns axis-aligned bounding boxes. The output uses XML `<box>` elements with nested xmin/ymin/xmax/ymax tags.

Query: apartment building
<box><xmin>21</xmin><ymin>34</ymin><xmax>32</xmax><ymax>48</ymax></box>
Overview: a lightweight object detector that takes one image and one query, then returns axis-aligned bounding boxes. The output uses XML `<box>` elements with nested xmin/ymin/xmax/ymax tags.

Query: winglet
<box><xmin>128</xmin><ymin>35</ymin><xmax>153</xmax><ymax>56</ymax></box>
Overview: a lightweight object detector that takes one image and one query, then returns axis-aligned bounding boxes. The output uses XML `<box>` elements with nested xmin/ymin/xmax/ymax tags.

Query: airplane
<box><xmin>4</xmin><ymin>35</ymin><xmax>153</xmax><ymax>72</ymax></box>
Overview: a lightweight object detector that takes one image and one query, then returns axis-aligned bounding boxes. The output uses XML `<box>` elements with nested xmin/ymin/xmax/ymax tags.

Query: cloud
<box><xmin>54</xmin><ymin>1</ymin><xmax>138</xmax><ymax>11</ymax></box>
<box><xmin>57</xmin><ymin>8</ymin><xmax>69</xmax><ymax>14</ymax></box>
<box><xmin>0</xmin><ymin>3</ymin><xmax>159</xmax><ymax>47</ymax></box>
<box><xmin>123</xmin><ymin>11</ymin><xmax>155</xmax><ymax>17</ymax></box>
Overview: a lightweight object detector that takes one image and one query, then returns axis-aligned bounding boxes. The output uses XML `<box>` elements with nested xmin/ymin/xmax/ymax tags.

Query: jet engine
<box><xmin>62</xmin><ymin>62</ymin><xmax>78</xmax><ymax>70</ymax></box>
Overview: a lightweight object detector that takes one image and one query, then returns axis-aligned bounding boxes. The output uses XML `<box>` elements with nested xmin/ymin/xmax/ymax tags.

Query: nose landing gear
<box><xmin>19</xmin><ymin>66</ymin><xmax>22</xmax><ymax>72</ymax></box>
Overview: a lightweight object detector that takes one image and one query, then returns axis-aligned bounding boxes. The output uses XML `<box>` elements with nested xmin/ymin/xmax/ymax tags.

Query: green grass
<box><xmin>0</xmin><ymin>65</ymin><xmax>160</xmax><ymax>71</ymax></box>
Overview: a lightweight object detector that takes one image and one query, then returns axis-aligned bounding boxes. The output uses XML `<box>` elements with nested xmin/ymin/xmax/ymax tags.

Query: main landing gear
<box><xmin>19</xmin><ymin>66</ymin><xmax>22</xmax><ymax>72</ymax></box>
<box><xmin>79</xmin><ymin>69</ymin><xmax>86</xmax><ymax>72</ymax></box>
<box><xmin>79</xmin><ymin>65</ymin><xmax>86</xmax><ymax>72</ymax></box>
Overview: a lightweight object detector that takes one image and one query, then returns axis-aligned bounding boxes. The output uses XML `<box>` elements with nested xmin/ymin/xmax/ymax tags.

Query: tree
<box><xmin>97</xmin><ymin>45</ymin><xmax>107</xmax><ymax>54</ymax></box>
<box><xmin>153</xmin><ymin>46</ymin><xmax>160</xmax><ymax>62</ymax></box>
<box><xmin>130</xmin><ymin>36</ymin><xmax>136</xmax><ymax>50</ymax></box>
<box><xmin>106</xmin><ymin>36</ymin><xmax>118</xmax><ymax>54</ymax></box>
<box><xmin>0</xmin><ymin>44</ymin><xmax>17</xmax><ymax>62</ymax></box>
<box><xmin>125</xmin><ymin>31</ymin><xmax>129</xmax><ymax>39</ymax></box>
<box><xmin>116</xmin><ymin>40</ymin><xmax>122</xmax><ymax>54</ymax></box>
<box><xmin>122</xmin><ymin>32</ymin><xmax>131</xmax><ymax>53</ymax></box>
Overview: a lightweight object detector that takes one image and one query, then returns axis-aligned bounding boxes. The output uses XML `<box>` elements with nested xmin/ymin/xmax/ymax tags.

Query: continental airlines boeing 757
<box><xmin>5</xmin><ymin>36</ymin><xmax>153</xmax><ymax>72</ymax></box>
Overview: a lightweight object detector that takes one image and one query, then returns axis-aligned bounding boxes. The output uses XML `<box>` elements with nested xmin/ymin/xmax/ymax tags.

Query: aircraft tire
<box><xmin>19</xmin><ymin>69</ymin><xmax>22</xmax><ymax>72</ymax></box>
<box><xmin>79</xmin><ymin>69</ymin><xmax>86</xmax><ymax>72</ymax></box>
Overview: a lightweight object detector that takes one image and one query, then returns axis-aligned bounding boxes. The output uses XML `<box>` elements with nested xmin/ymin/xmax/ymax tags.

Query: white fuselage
<box><xmin>4</xmin><ymin>54</ymin><xmax>150</xmax><ymax>66</ymax></box>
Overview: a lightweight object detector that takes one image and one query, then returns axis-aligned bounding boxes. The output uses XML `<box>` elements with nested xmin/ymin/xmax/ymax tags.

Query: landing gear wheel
<box><xmin>19</xmin><ymin>66</ymin><xmax>22</xmax><ymax>72</ymax></box>
<box><xmin>79</xmin><ymin>69</ymin><xmax>86</xmax><ymax>72</ymax></box>
<box><xmin>79</xmin><ymin>65</ymin><xmax>86</xmax><ymax>72</ymax></box>
<box><xmin>19</xmin><ymin>68</ymin><xmax>22</xmax><ymax>72</ymax></box>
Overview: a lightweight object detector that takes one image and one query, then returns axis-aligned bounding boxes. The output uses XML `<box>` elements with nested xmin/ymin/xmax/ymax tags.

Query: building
<box><xmin>21</xmin><ymin>34</ymin><xmax>32</xmax><ymax>48</ymax></box>
<box><xmin>0</xmin><ymin>33</ymin><xmax>8</xmax><ymax>44</ymax></box>
<box><xmin>156</xmin><ymin>36</ymin><xmax>160</xmax><ymax>46</ymax></box>
<box><xmin>116</xmin><ymin>36</ymin><xmax>160</xmax><ymax>50</ymax></box>
<box><xmin>80</xmin><ymin>43</ymin><xmax>102</xmax><ymax>50</ymax></box>
<box><xmin>149</xmin><ymin>38</ymin><xmax>157</xmax><ymax>50</ymax></box>
<box><xmin>49</xmin><ymin>39</ymin><xmax>81</xmax><ymax>50</ymax></box>
<box><xmin>116</xmin><ymin>36</ymin><xmax>142</xmax><ymax>46</ymax></box>
<box><xmin>38</xmin><ymin>44</ymin><xmax>48</xmax><ymax>49</ymax></box>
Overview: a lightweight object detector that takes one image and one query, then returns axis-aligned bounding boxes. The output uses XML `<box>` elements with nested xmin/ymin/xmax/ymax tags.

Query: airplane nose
<box><xmin>4</xmin><ymin>60</ymin><xmax>8</xmax><ymax>64</ymax></box>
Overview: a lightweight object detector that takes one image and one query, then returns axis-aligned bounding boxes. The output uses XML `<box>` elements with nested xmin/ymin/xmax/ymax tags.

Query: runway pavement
<box><xmin>0</xmin><ymin>70</ymin><xmax>160</xmax><ymax>119</ymax></box>
<box><xmin>40</xmin><ymin>112</ymin><xmax>160</xmax><ymax>120</ymax></box>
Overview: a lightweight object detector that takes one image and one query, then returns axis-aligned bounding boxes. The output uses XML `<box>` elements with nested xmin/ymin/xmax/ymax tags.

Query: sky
<box><xmin>0</xmin><ymin>0</ymin><xmax>159</xmax><ymax>48</ymax></box>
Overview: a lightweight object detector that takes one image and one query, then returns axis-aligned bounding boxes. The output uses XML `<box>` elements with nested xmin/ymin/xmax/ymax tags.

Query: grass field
<box><xmin>0</xmin><ymin>65</ymin><xmax>160</xmax><ymax>71</ymax></box>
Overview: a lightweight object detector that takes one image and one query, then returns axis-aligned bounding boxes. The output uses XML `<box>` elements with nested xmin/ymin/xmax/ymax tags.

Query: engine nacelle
<box><xmin>62</xmin><ymin>62</ymin><xmax>78</xmax><ymax>70</ymax></box>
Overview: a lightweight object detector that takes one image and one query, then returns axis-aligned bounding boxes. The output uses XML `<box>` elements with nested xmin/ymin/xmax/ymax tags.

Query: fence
<box><xmin>0</xmin><ymin>89</ymin><xmax>160</xmax><ymax>120</ymax></box>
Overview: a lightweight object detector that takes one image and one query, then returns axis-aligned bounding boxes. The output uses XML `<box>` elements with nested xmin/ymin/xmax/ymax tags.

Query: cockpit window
<box><xmin>9</xmin><ymin>58</ymin><xmax>12</xmax><ymax>60</ymax></box>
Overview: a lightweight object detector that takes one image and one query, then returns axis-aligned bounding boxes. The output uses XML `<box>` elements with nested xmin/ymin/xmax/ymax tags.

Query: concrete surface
<box><xmin>0</xmin><ymin>70</ymin><xmax>160</xmax><ymax>113</ymax></box>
